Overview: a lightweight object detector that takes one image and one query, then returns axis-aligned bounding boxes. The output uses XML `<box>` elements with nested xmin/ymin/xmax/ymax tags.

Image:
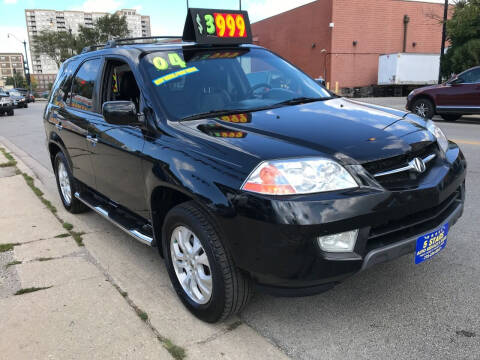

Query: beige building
<box><xmin>0</xmin><ymin>53</ymin><xmax>25</xmax><ymax>88</ymax></box>
<box><xmin>25</xmin><ymin>8</ymin><xmax>151</xmax><ymax>75</ymax></box>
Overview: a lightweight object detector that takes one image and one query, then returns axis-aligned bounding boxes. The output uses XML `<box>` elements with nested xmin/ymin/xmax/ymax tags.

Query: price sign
<box><xmin>183</xmin><ymin>8</ymin><xmax>252</xmax><ymax>45</ymax></box>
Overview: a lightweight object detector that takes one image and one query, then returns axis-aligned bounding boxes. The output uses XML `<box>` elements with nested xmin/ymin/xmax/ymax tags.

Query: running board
<box><xmin>74</xmin><ymin>192</ymin><xmax>153</xmax><ymax>246</ymax></box>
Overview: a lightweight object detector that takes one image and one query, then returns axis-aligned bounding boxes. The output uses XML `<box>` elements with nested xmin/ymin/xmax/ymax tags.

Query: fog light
<box><xmin>317</xmin><ymin>230</ymin><xmax>358</xmax><ymax>252</ymax></box>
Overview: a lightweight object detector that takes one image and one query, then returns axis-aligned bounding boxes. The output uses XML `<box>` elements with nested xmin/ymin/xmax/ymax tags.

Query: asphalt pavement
<box><xmin>1</xmin><ymin>100</ymin><xmax>479</xmax><ymax>359</ymax></box>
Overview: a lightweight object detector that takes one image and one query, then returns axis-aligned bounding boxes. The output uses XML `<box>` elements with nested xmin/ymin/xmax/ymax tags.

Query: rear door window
<box><xmin>69</xmin><ymin>58</ymin><xmax>102</xmax><ymax>112</ymax></box>
<box><xmin>51</xmin><ymin>60</ymin><xmax>78</xmax><ymax>107</ymax></box>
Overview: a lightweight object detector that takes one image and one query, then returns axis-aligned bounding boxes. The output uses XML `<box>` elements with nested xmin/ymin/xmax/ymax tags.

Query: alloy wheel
<box><xmin>57</xmin><ymin>161</ymin><xmax>72</xmax><ymax>205</ymax></box>
<box><xmin>414</xmin><ymin>102</ymin><xmax>429</xmax><ymax>118</ymax></box>
<box><xmin>170</xmin><ymin>225</ymin><xmax>213</xmax><ymax>304</ymax></box>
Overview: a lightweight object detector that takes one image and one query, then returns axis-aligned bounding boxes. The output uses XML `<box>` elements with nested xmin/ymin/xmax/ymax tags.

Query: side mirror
<box><xmin>102</xmin><ymin>101</ymin><xmax>138</xmax><ymax>125</ymax></box>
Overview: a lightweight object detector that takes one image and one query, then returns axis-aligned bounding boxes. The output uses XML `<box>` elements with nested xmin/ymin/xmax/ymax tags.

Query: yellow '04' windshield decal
<box><xmin>152</xmin><ymin>66</ymin><xmax>199</xmax><ymax>86</ymax></box>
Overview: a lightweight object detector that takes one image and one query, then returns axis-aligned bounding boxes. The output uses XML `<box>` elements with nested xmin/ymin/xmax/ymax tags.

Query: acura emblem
<box><xmin>410</xmin><ymin>157</ymin><xmax>426</xmax><ymax>173</ymax></box>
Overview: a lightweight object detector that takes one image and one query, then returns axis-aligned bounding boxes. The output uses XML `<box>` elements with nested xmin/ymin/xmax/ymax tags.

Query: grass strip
<box><xmin>15</xmin><ymin>286</ymin><xmax>52</xmax><ymax>295</ymax></box>
<box><xmin>37</xmin><ymin>257</ymin><xmax>54</xmax><ymax>262</ymax></box>
<box><xmin>161</xmin><ymin>338</ymin><xmax>187</xmax><ymax>360</ymax></box>
<box><xmin>5</xmin><ymin>260</ymin><xmax>22</xmax><ymax>268</ymax></box>
<box><xmin>0</xmin><ymin>147</ymin><xmax>17</xmax><ymax>167</ymax></box>
<box><xmin>21</xmin><ymin>172</ymin><xmax>57</xmax><ymax>214</ymax></box>
<box><xmin>54</xmin><ymin>233</ymin><xmax>70</xmax><ymax>238</ymax></box>
<box><xmin>71</xmin><ymin>231</ymin><xmax>85</xmax><ymax>247</ymax></box>
<box><xmin>62</xmin><ymin>222</ymin><xmax>73</xmax><ymax>231</ymax></box>
<box><xmin>0</xmin><ymin>243</ymin><xmax>20</xmax><ymax>253</ymax></box>
<box><xmin>135</xmin><ymin>307</ymin><xmax>148</xmax><ymax>321</ymax></box>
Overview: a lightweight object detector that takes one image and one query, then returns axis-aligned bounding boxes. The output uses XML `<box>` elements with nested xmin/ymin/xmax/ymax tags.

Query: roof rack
<box><xmin>81</xmin><ymin>44</ymin><xmax>105</xmax><ymax>54</ymax></box>
<box><xmin>80</xmin><ymin>36</ymin><xmax>183</xmax><ymax>54</ymax></box>
<box><xmin>104</xmin><ymin>36</ymin><xmax>183</xmax><ymax>48</ymax></box>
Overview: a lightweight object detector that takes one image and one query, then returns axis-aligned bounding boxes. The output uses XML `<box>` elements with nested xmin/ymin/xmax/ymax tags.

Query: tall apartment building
<box><xmin>25</xmin><ymin>8</ymin><xmax>151</xmax><ymax>75</ymax></box>
<box><xmin>0</xmin><ymin>53</ymin><xmax>25</xmax><ymax>88</ymax></box>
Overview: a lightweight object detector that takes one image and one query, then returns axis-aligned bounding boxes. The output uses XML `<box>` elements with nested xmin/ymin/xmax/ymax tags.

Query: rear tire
<box><xmin>54</xmin><ymin>152</ymin><xmax>89</xmax><ymax>214</ymax></box>
<box><xmin>162</xmin><ymin>201</ymin><xmax>253</xmax><ymax>323</ymax></box>
<box><xmin>412</xmin><ymin>98</ymin><xmax>435</xmax><ymax>119</ymax></box>
<box><xmin>24</xmin><ymin>103</ymin><xmax>28</xmax><ymax>108</ymax></box>
<box><xmin>7</xmin><ymin>109</ymin><xmax>14</xmax><ymax>116</ymax></box>
<box><xmin>441</xmin><ymin>114</ymin><xmax>461</xmax><ymax>122</ymax></box>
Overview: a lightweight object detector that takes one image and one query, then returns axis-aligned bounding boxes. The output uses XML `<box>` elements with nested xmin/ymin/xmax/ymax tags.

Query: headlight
<box><xmin>241</xmin><ymin>158</ymin><xmax>358</xmax><ymax>195</ymax></box>
<box><xmin>426</xmin><ymin>120</ymin><xmax>449</xmax><ymax>153</ymax></box>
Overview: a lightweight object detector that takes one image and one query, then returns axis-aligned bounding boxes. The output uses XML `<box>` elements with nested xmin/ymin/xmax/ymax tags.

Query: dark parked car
<box><xmin>407</xmin><ymin>65</ymin><xmax>480</xmax><ymax>121</ymax></box>
<box><xmin>44</xmin><ymin>9</ymin><xmax>466</xmax><ymax>323</ymax></box>
<box><xmin>7</xmin><ymin>90</ymin><xmax>27</xmax><ymax>108</ymax></box>
<box><xmin>14</xmin><ymin>88</ymin><xmax>35</xmax><ymax>103</ymax></box>
<box><xmin>0</xmin><ymin>91</ymin><xmax>14</xmax><ymax>116</ymax></box>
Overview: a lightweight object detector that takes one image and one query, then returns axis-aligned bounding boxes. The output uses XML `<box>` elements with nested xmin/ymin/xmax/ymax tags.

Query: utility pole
<box><xmin>240</xmin><ymin>0</ymin><xmax>242</xmax><ymax>10</ymax></box>
<box><xmin>438</xmin><ymin>0</ymin><xmax>448</xmax><ymax>84</ymax></box>
<box><xmin>7</xmin><ymin>33</ymin><xmax>31</xmax><ymax>90</ymax></box>
<box><xmin>22</xmin><ymin>40</ymin><xmax>31</xmax><ymax>89</ymax></box>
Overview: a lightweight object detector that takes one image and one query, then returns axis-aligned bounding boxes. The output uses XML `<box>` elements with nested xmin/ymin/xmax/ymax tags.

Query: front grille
<box><xmin>362</xmin><ymin>142</ymin><xmax>438</xmax><ymax>190</ymax></box>
<box><xmin>366</xmin><ymin>187</ymin><xmax>462</xmax><ymax>252</ymax></box>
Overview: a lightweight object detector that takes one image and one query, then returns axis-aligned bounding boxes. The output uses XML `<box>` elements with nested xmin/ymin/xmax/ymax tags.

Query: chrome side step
<box><xmin>74</xmin><ymin>192</ymin><xmax>153</xmax><ymax>246</ymax></box>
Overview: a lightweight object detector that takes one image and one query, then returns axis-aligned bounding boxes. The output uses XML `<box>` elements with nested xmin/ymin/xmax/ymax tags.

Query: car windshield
<box><xmin>9</xmin><ymin>91</ymin><xmax>21</xmax><ymax>96</ymax></box>
<box><xmin>140</xmin><ymin>47</ymin><xmax>331</xmax><ymax>121</ymax></box>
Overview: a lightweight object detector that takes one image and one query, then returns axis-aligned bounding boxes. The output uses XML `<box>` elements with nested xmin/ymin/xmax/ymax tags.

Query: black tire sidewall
<box><xmin>54</xmin><ymin>152</ymin><xmax>75</xmax><ymax>211</ymax></box>
<box><xmin>162</xmin><ymin>205</ymin><xmax>228</xmax><ymax>323</ymax></box>
<box><xmin>441</xmin><ymin>114</ymin><xmax>461</xmax><ymax>122</ymax></box>
<box><xmin>413</xmin><ymin>98</ymin><xmax>435</xmax><ymax>119</ymax></box>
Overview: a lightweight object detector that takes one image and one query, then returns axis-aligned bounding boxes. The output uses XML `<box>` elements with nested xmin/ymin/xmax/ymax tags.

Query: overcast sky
<box><xmin>0</xmin><ymin>0</ymin><xmax>454</xmax><ymax>61</ymax></box>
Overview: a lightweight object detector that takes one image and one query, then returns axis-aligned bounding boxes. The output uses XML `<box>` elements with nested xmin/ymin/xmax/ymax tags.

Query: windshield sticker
<box><xmin>152</xmin><ymin>66</ymin><xmax>199</xmax><ymax>86</ymax></box>
<box><xmin>152</xmin><ymin>53</ymin><xmax>187</xmax><ymax>71</ymax></box>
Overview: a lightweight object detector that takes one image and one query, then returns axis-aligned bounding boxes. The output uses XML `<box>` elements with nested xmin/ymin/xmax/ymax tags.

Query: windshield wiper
<box><xmin>274</xmin><ymin>97</ymin><xmax>330</xmax><ymax>106</ymax></box>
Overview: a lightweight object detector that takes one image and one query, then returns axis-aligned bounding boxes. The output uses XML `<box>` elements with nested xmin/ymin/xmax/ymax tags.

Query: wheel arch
<box><xmin>47</xmin><ymin>134</ymin><xmax>72</xmax><ymax>171</ymax></box>
<box><xmin>411</xmin><ymin>94</ymin><xmax>437</xmax><ymax>114</ymax></box>
<box><xmin>150</xmin><ymin>185</ymin><xmax>197</xmax><ymax>255</ymax></box>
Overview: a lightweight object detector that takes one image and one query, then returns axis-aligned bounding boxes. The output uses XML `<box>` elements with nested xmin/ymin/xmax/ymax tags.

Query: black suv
<box><xmin>44</xmin><ymin>28</ymin><xmax>466</xmax><ymax>322</ymax></box>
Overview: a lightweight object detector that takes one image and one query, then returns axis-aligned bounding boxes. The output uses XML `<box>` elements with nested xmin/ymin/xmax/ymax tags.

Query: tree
<box><xmin>5</xmin><ymin>73</ymin><xmax>27</xmax><ymax>88</ymax></box>
<box><xmin>76</xmin><ymin>14</ymin><xmax>129</xmax><ymax>51</ymax></box>
<box><xmin>32</xmin><ymin>30</ymin><xmax>76</xmax><ymax>68</ymax></box>
<box><xmin>32</xmin><ymin>13</ymin><xmax>130</xmax><ymax>67</ymax></box>
<box><xmin>442</xmin><ymin>0</ymin><xmax>480</xmax><ymax>77</ymax></box>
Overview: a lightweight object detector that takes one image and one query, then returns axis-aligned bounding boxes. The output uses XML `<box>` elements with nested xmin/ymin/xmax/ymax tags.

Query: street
<box><xmin>1</xmin><ymin>100</ymin><xmax>479</xmax><ymax>359</ymax></box>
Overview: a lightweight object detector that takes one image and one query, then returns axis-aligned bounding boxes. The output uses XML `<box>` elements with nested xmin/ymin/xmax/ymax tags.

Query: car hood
<box><xmin>178</xmin><ymin>97</ymin><xmax>434</xmax><ymax>165</ymax></box>
<box><xmin>414</xmin><ymin>83</ymin><xmax>446</xmax><ymax>93</ymax></box>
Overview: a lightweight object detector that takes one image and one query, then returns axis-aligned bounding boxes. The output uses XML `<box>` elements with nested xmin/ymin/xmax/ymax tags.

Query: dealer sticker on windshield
<box><xmin>414</xmin><ymin>223</ymin><xmax>449</xmax><ymax>264</ymax></box>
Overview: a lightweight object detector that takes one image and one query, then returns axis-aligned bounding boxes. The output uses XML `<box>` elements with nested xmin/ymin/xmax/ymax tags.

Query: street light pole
<box><xmin>7</xmin><ymin>33</ymin><xmax>31</xmax><ymax>90</ymax></box>
<box><xmin>438</xmin><ymin>0</ymin><xmax>448</xmax><ymax>84</ymax></box>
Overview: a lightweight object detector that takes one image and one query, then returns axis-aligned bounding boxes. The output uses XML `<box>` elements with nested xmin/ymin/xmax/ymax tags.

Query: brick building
<box><xmin>0</xmin><ymin>53</ymin><xmax>25</xmax><ymax>88</ymax></box>
<box><xmin>251</xmin><ymin>0</ymin><xmax>450</xmax><ymax>90</ymax></box>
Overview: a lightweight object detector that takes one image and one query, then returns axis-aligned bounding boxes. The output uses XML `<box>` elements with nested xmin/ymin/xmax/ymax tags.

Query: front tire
<box><xmin>54</xmin><ymin>152</ymin><xmax>88</xmax><ymax>213</ymax></box>
<box><xmin>412</xmin><ymin>98</ymin><xmax>435</xmax><ymax>119</ymax></box>
<box><xmin>162</xmin><ymin>201</ymin><xmax>253</xmax><ymax>323</ymax></box>
<box><xmin>441</xmin><ymin>114</ymin><xmax>462</xmax><ymax>122</ymax></box>
<box><xmin>7</xmin><ymin>109</ymin><xmax>14</xmax><ymax>116</ymax></box>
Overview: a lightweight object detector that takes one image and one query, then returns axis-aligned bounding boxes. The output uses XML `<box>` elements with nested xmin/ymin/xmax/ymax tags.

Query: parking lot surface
<box><xmin>1</xmin><ymin>101</ymin><xmax>479</xmax><ymax>359</ymax></box>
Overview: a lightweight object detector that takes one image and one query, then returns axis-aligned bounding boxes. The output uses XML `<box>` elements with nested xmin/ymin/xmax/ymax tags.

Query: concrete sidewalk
<box><xmin>0</xmin><ymin>143</ymin><xmax>288</xmax><ymax>359</ymax></box>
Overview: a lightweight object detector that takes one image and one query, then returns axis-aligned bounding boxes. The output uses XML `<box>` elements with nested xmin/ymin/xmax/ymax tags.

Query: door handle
<box><xmin>86</xmin><ymin>135</ymin><xmax>98</xmax><ymax>145</ymax></box>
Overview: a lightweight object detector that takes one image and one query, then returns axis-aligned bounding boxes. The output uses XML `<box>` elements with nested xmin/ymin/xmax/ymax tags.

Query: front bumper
<box><xmin>220</xmin><ymin>144</ymin><xmax>466</xmax><ymax>295</ymax></box>
<box><xmin>0</xmin><ymin>103</ymin><xmax>14</xmax><ymax>111</ymax></box>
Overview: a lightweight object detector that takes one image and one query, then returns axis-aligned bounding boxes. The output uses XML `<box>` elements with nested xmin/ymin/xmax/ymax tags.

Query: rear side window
<box><xmin>50</xmin><ymin>60</ymin><xmax>78</xmax><ymax>107</ymax></box>
<box><xmin>70</xmin><ymin>58</ymin><xmax>102</xmax><ymax>112</ymax></box>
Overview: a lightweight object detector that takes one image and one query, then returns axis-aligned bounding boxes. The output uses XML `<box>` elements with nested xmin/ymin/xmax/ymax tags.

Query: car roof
<box><xmin>67</xmin><ymin>41</ymin><xmax>262</xmax><ymax>63</ymax></box>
